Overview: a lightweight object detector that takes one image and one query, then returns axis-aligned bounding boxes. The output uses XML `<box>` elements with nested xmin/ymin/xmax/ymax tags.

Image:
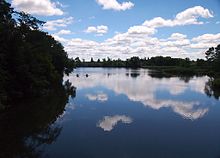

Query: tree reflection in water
<box><xmin>205</xmin><ymin>77</ymin><xmax>220</xmax><ymax>100</ymax></box>
<box><xmin>0</xmin><ymin>85</ymin><xmax>75</xmax><ymax>158</ymax></box>
<box><xmin>148</xmin><ymin>70</ymin><xmax>220</xmax><ymax>100</ymax></box>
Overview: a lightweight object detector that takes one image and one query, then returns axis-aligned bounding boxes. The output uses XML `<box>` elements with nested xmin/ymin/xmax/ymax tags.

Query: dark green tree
<box><xmin>205</xmin><ymin>44</ymin><xmax>220</xmax><ymax>72</ymax></box>
<box><xmin>0</xmin><ymin>0</ymin><xmax>75</xmax><ymax>109</ymax></box>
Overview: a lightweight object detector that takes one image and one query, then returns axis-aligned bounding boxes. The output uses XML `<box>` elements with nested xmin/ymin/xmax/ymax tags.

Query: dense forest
<box><xmin>0</xmin><ymin>0</ymin><xmax>75</xmax><ymax>109</ymax></box>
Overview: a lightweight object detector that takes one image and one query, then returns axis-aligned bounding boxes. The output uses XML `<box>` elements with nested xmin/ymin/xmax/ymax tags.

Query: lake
<box><xmin>1</xmin><ymin>68</ymin><xmax>220</xmax><ymax>158</ymax></box>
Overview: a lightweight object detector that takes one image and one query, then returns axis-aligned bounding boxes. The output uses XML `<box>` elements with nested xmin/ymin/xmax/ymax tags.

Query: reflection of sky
<box><xmin>65</xmin><ymin>68</ymin><xmax>214</xmax><ymax>120</ymax></box>
<box><xmin>97</xmin><ymin>115</ymin><xmax>133</xmax><ymax>132</ymax></box>
<box><xmin>85</xmin><ymin>91</ymin><xmax>108</xmax><ymax>102</ymax></box>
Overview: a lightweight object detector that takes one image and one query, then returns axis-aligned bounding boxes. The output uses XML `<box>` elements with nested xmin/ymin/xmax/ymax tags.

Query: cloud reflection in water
<box><xmin>85</xmin><ymin>91</ymin><xmax>108</xmax><ymax>102</ymax></box>
<box><xmin>97</xmin><ymin>115</ymin><xmax>133</xmax><ymax>131</ymax></box>
<box><xmin>66</xmin><ymin>68</ymin><xmax>210</xmax><ymax>120</ymax></box>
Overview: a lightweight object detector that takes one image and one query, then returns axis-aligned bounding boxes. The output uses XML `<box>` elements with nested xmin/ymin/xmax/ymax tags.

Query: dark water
<box><xmin>1</xmin><ymin>68</ymin><xmax>220</xmax><ymax>158</ymax></box>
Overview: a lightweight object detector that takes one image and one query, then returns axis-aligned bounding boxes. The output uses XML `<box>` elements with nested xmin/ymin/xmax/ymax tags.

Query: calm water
<box><xmin>1</xmin><ymin>68</ymin><xmax>220</xmax><ymax>158</ymax></box>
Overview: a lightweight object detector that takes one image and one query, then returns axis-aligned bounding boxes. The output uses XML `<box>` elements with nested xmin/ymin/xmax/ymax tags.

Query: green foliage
<box><xmin>0</xmin><ymin>0</ymin><xmax>75</xmax><ymax>109</ymax></box>
<box><xmin>205</xmin><ymin>44</ymin><xmax>220</xmax><ymax>72</ymax></box>
<box><xmin>78</xmin><ymin>56</ymin><xmax>195</xmax><ymax>68</ymax></box>
<box><xmin>126</xmin><ymin>56</ymin><xmax>141</xmax><ymax>68</ymax></box>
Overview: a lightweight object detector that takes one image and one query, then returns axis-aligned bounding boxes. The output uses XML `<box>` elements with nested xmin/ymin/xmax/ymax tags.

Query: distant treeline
<box><xmin>73</xmin><ymin>44</ymin><xmax>220</xmax><ymax>78</ymax></box>
<box><xmin>75</xmin><ymin>45</ymin><xmax>220</xmax><ymax>68</ymax></box>
<box><xmin>75</xmin><ymin>56</ymin><xmax>206</xmax><ymax>68</ymax></box>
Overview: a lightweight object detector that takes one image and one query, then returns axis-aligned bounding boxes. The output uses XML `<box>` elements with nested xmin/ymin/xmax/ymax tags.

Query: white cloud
<box><xmin>161</xmin><ymin>39</ymin><xmax>190</xmax><ymax>47</ymax></box>
<box><xmin>143</xmin><ymin>6</ymin><xmax>213</xmax><ymax>28</ymax></box>
<box><xmin>175</xmin><ymin>6</ymin><xmax>213</xmax><ymax>20</ymax></box>
<box><xmin>52</xmin><ymin>34</ymin><xmax>68</xmax><ymax>43</ymax></box>
<box><xmin>169</xmin><ymin>33</ymin><xmax>187</xmax><ymax>40</ymax></box>
<box><xmin>85</xmin><ymin>91</ymin><xmax>108</xmax><ymax>102</ymax></box>
<box><xmin>128</xmin><ymin>26</ymin><xmax>156</xmax><ymax>35</ymax></box>
<box><xmin>216</xmin><ymin>21</ymin><xmax>220</xmax><ymax>24</ymax></box>
<box><xmin>96</xmin><ymin>0</ymin><xmax>134</xmax><ymax>11</ymax></box>
<box><xmin>85</xmin><ymin>25</ymin><xmax>108</xmax><ymax>36</ymax></box>
<box><xmin>190</xmin><ymin>43</ymin><xmax>217</xmax><ymax>49</ymax></box>
<box><xmin>52</xmin><ymin>6</ymin><xmax>216</xmax><ymax>60</ymax></box>
<box><xmin>63</xmin><ymin>32</ymin><xmax>220</xmax><ymax>60</ymax></box>
<box><xmin>55</xmin><ymin>1</ymin><xmax>68</xmax><ymax>8</ymax></box>
<box><xmin>66</xmin><ymin>69</ymin><xmax>210</xmax><ymax>120</ymax></box>
<box><xmin>55</xmin><ymin>29</ymin><xmax>72</xmax><ymax>35</ymax></box>
<box><xmin>190</xmin><ymin>33</ymin><xmax>220</xmax><ymax>50</ymax></box>
<box><xmin>97</xmin><ymin>115</ymin><xmax>133</xmax><ymax>131</ymax></box>
<box><xmin>12</xmin><ymin>0</ymin><xmax>64</xmax><ymax>16</ymax></box>
<box><xmin>43</xmin><ymin>17</ymin><xmax>74</xmax><ymax>31</ymax></box>
<box><xmin>161</xmin><ymin>47</ymin><xmax>182</xmax><ymax>52</ymax></box>
<box><xmin>192</xmin><ymin>33</ymin><xmax>220</xmax><ymax>43</ymax></box>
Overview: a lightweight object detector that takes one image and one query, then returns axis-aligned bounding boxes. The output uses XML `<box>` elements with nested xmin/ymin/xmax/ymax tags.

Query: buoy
<box><xmin>76</xmin><ymin>74</ymin><xmax>79</xmax><ymax>77</ymax></box>
<box><xmin>86</xmin><ymin>74</ymin><xmax>89</xmax><ymax>77</ymax></box>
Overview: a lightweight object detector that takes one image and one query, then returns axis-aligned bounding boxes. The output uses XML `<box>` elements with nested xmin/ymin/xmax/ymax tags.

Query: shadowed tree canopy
<box><xmin>205</xmin><ymin>44</ymin><xmax>220</xmax><ymax>61</ymax></box>
<box><xmin>0</xmin><ymin>0</ymin><xmax>75</xmax><ymax>109</ymax></box>
<box><xmin>205</xmin><ymin>44</ymin><xmax>220</xmax><ymax>73</ymax></box>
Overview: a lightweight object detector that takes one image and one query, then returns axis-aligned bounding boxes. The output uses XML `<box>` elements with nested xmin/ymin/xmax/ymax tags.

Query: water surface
<box><xmin>1</xmin><ymin>68</ymin><xmax>220</xmax><ymax>158</ymax></box>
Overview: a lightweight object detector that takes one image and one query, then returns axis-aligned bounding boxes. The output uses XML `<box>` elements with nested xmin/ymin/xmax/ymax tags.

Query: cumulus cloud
<box><xmin>169</xmin><ymin>33</ymin><xmax>187</xmax><ymax>40</ymax></box>
<box><xmin>85</xmin><ymin>91</ymin><xmax>108</xmax><ymax>102</ymax></box>
<box><xmin>52</xmin><ymin>34</ymin><xmax>68</xmax><ymax>43</ymax></box>
<box><xmin>128</xmin><ymin>26</ymin><xmax>156</xmax><ymax>35</ymax></box>
<box><xmin>190</xmin><ymin>33</ymin><xmax>220</xmax><ymax>50</ymax></box>
<box><xmin>85</xmin><ymin>25</ymin><xmax>108</xmax><ymax>36</ymax></box>
<box><xmin>143</xmin><ymin>6</ymin><xmax>213</xmax><ymax>28</ymax></box>
<box><xmin>54</xmin><ymin>29</ymin><xmax>72</xmax><ymax>35</ymax></box>
<box><xmin>66</xmin><ymin>69</ymin><xmax>210</xmax><ymax>120</ymax></box>
<box><xmin>12</xmin><ymin>0</ymin><xmax>64</xmax><ymax>16</ymax></box>
<box><xmin>97</xmin><ymin>115</ymin><xmax>133</xmax><ymax>131</ymax></box>
<box><xmin>63</xmin><ymin>32</ymin><xmax>219</xmax><ymax>60</ymax></box>
<box><xmin>52</xmin><ymin>6</ymin><xmax>215</xmax><ymax>60</ymax></box>
<box><xmin>190</xmin><ymin>43</ymin><xmax>216</xmax><ymax>49</ymax></box>
<box><xmin>192</xmin><ymin>33</ymin><xmax>220</xmax><ymax>43</ymax></box>
<box><xmin>96</xmin><ymin>0</ymin><xmax>134</xmax><ymax>11</ymax></box>
<box><xmin>43</xmin><ymin>17</ymin><xmax>74</xmax><ymax>31</ymax></box>
<box><xmin>51</xmin><ymin>30</ymin><xmax>73</xmax><ymax>43</ymax></box>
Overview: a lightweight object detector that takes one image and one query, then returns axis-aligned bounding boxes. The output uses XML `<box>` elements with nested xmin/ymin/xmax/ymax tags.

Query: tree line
<box><xmin>74</xmin><ymin>44</ymin><xmax>220</xmax><ymax>75</ymax></box>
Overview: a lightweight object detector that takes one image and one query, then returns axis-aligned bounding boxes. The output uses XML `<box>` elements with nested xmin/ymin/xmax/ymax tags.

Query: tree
<box><xmin>0</xmin><ymin>0</ymin><xmax>75</xmax><ymax>109</ymax></box>
<box><xmin>126</xmin><ymin>56</ymin><xmax>141</xmax><ymax>68</ymax></box>
<box><xmin>0</xmin><ymin>0</ymin><xmax>15</xmax><ymax>108</ymax></box>
<box><xmin>206</xmin><ymin>47</ymin><xmax>216</xmax><ymax>61</ymax></box>
<box><xmin>205</xmin><ymin>44</ymin><xmax>220</xmax><ymax>72</ymax></box>
<box><xmin>74</xmin><ymin>57</ymin><xmax>81</xmax><ymax>67</ymax></box>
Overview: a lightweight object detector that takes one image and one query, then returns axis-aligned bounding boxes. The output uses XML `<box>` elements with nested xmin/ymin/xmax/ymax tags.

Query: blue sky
<box><xmin>9</xmin><ymin>0</ymin><xmax>220</xmax><ymax>60</ymax></box>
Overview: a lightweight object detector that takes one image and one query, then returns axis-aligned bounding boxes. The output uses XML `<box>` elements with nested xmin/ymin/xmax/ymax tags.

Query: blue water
<box><xmin>40</xmin><ymin>68</ymin><xmax>220</xmax><ymax>157</ymax></box>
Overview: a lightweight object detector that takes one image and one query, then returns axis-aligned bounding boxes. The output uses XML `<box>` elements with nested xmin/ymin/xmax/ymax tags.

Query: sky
<box><xmin>9</xmin><ymin>0</ymin><xmax>220</xmax><ymax>60</ymax></box>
